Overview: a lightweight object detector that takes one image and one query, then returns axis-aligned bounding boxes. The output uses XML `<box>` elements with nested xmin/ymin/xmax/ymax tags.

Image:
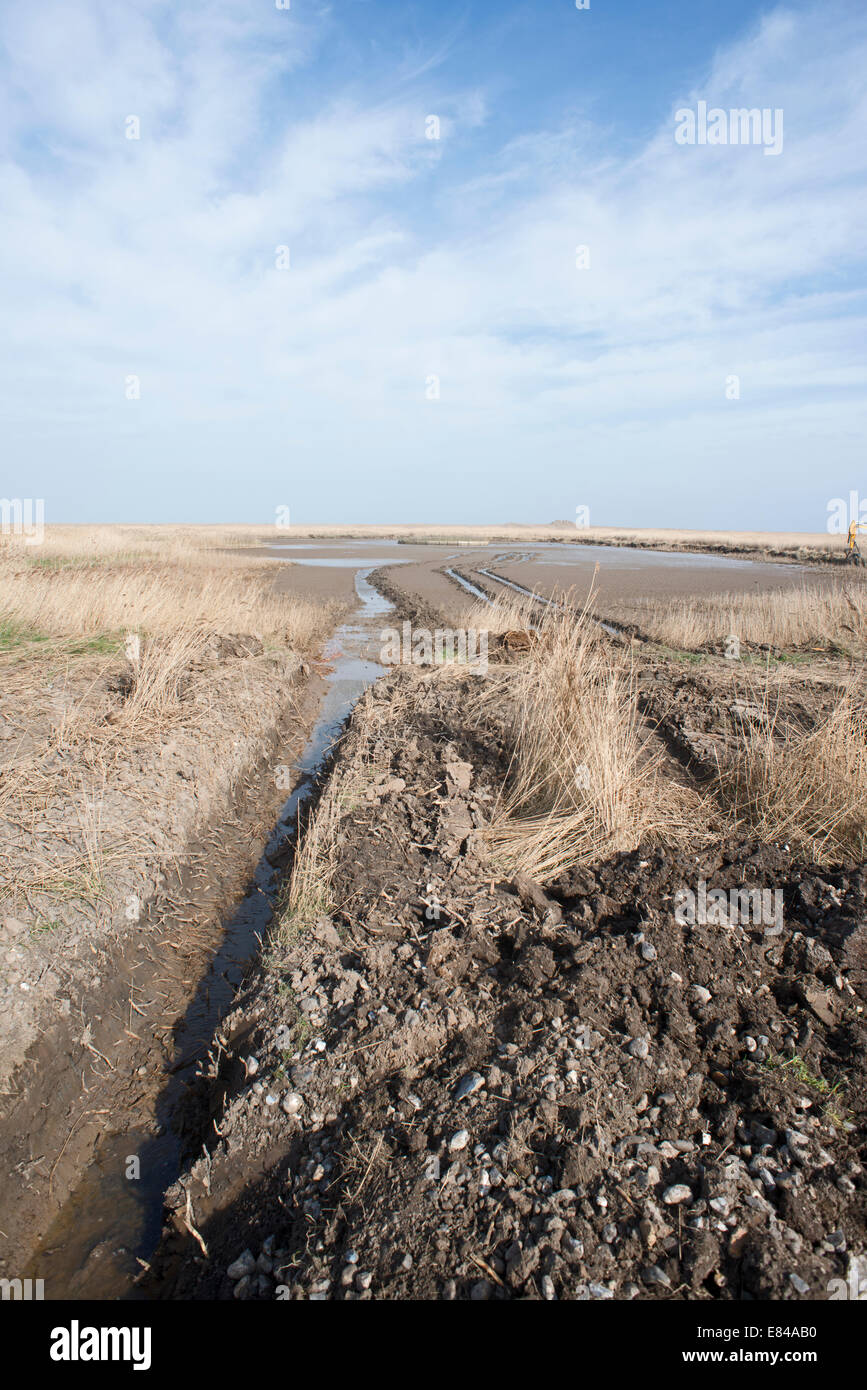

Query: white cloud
<box><xmin>1</xmin><ymin>0</ymin><xmax>865</xmax><ymax>526</ymax></box>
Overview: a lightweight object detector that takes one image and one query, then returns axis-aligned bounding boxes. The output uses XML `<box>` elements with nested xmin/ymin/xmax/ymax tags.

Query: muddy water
<box><xmin>445</xmin><ymin>568</ymin><xmax>490</xmax><ymax>602</ymax></box>
<box><xmin>27</xmin><ymin>566</ymin><xmax>396</xmax><ymax>1300</ymax></box>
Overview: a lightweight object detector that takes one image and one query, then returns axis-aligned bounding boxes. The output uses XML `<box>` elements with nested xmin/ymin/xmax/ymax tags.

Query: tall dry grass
<box><xmin>0</xmin><ymin>561</ymin><xmax>326</xmax><ymax>646</ymax></box>
<box><xmin>116</xmin><ymin>629</ymin><xmax>211</xmax><ymax>727</ymax></box>
<box><xmin>485</xmin><ymin>606</ymin><xmax>704</xmax><ymax>881</ymax></box>
<box><xmin>456</xmin><ymin>590</ymin><xmax>543</xmax><ymax>637</ymax></box>
<box><xmin>720</xmin><ymin>693</ymin><xmax>867</xmax><ymax>864</ymax></box>
<box><xmin>273</xmin><ymin>769</ymin><xmax>350</xmax><ymax>945</ymax></box>
<box><xmin>0</xmin><ymin>528</ymin><xmax>338</xmax><ymax>911</ymax></box>
<box><xmin>0</xmin><ymin>530</ymin><xmax>331</xmax><ymax>648</ymax></box>
<box><xmin>0</xmin><ymin>522</ymin><xmax>269</xmax><ymax>563</ymax></box>
<box><xmin>635</xmin><ymin>583</ymin><xmax>867</xmax><ymax>653</ymax></box>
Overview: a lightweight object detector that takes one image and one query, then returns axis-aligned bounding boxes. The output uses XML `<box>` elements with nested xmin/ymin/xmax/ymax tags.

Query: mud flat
<box><xmin>240</xmin><ymin>538</ymin><xmax>856</xmax><ymax>639</ymax></box>
<box><xmin>362</xmin><ymin>541</ymin><xmax>844</xmax><ymax>637</ymax></box>
<box><xmin>259</xmin><ymin>542</ymin><xmax>459</xmax><ymax>611</ymax></box>
<box><xmin>253</xmin><ymin>523</ymin><xmax>851</xmax><ymax>566</ymax></box>
<box><xmin>486</xmin><ymin>551</ymin><xmax>837</xmax><ymax>626</ymax></box>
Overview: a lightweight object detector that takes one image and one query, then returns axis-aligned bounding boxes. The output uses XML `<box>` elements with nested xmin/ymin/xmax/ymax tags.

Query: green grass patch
<box><xmin>652</xmin><ymin>643</ymin><xmax>708</xmax><ymax>665</ymax></box>
<box><xmin>651</xmin><ymin>641</ymin><xmax>828</xmax><ymax>668</ymax></box>
<box><xmin>64</xmin><ymin>632</ymin><xmax>125</xmax><ymax>656</ymax></box>
<box><xmin>0</xmin><ymin>619</ymin><xmax>49</xmax><ymax>651</ymax></box>
<box><xmin>23</xmin><ymin>551</ymin><xmax>146</xmax><ymax>571</ymax></box>
<box><xmin>30</xmin><ymin>918</ymin><xmax>63</xmax><ymax>936</ymax></box>
<box><xmin>769</xmin><ymin>650</ymin><xmax>824</xmax><ymax>666</ymax></box>
<box><xmin>0</xmin><ymin>618</ymin><xmax>124</xmax><ymax>657</ymax></box>
<box><xmin>761</xmin><ymin>1051</ymin><xmax>850</xmax><ymax>1125</ymax></box>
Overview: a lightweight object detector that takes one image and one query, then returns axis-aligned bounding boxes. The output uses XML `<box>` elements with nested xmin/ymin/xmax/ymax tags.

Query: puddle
<box><xmin>271</xmin><ymin>557</ymin><xmax>407</xmax><ymax>567</ymax></box>
<box><xmin>267</xmin><ymin>538</ymin><xmax>794</xmax><ymax>580</ymax></box>
<box><xmin>27</xmin><ymin>567</ymin><xmax>394</xmax><ymax>1300</ymax></box>
<box><xmin>496</xmin><ymin>543</ymin><xmax>772</xmax><ymax>570</ymax></box>
<box><xmin>444</xmin><ymin>568</ymin><xmax>491</xmax><ymax>602</ymax></box>
<box><xmin>478</xmin><ymin>566</ymin><xmax>566</xmax><ymax>606</ymax></box>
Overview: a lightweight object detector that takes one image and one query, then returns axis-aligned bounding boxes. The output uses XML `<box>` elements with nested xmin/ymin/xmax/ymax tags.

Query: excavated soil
<box><xmin>146</xmin><ymin>663</ymin><xmax>867</xmax><ymax>1303</ymax></box>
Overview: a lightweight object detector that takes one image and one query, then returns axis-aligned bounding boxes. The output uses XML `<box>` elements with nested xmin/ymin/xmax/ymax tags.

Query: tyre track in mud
<box><xmin>137</xmin><ymin>563</ymin><xmax>865</xmax><ymax>1302</ymax></box>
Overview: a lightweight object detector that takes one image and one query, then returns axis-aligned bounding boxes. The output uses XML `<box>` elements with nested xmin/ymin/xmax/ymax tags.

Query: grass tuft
<box><xmin>484</xmin><ymin>600</ymin><xmax>706</xmax><ymax>881</ymax></box>
<box><xmin>719</xmin><ymin>689</ymin><xmax>867</xmax><ymax>864</ymax></box>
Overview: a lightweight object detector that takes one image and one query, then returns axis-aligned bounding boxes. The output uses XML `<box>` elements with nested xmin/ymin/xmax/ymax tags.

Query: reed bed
<box><xmin>634</xmin><ymin>583</ymin><xmax>867</xmax><ymax>653</ymax></box>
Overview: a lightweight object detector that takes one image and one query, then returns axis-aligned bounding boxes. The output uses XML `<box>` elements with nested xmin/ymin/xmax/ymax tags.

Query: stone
<box><xmin>227</xmin><ymin>1249</ymin><xmax>256</xmax><ymax>1281</ymax></box>
<box><xmin>751</xmin><ymin>1120</ymin><xmax>777</xmax><ymax>1147</ymax></box>
<box><xmin>663</xmin><ymin>1184</ymin><xmax>693</xmax><ymax>1206</ymax></box>
<box><xmin>454</xmin><ymin>1071</ymin><xmax>484</xmax><ymax>1101</ymax></box>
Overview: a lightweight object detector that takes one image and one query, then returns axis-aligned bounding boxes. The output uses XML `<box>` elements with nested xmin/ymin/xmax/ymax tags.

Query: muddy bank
<box><xmin>145</xmin><ymin>665</ymin><xmax>866</xmax><ymax>1302</ymax></box>
<box><xmin>1</xmin><ymin>563</ymin><xmax>419</xmax><ymax>1298</ymax></box>
<box><xmin>259</xmin><ymin>543</ymin><xmax>466</xmax><ymax>616</ymax></box>
<box><xmin>367</xmin><ymin>565</ymin><xmax>452</xmax><ymax>632</ymax></box>
<box><xmin>0</xmin><ymin>639</ymin><xmax>310</xmax><ymax>1090</ymax></box>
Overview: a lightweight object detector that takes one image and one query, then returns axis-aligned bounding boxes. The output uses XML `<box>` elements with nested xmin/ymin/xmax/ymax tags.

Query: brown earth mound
<box><xmin>146</xmin><ymin>668</ymin><xmax>866</xmax><ymax>1302</ymax></box>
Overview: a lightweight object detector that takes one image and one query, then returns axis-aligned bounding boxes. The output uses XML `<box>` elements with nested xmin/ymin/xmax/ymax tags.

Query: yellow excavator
<box><xmin>846</xmin><ymin>519</ymin><xmax>866</xmax><ymax>566</ymax></box>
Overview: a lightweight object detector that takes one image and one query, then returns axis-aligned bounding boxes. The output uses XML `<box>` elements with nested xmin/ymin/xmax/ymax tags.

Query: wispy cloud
<box><xmin>1</xmin><ymin>0</ymin><xmax>864</xmax><ymax>526</ymax></box>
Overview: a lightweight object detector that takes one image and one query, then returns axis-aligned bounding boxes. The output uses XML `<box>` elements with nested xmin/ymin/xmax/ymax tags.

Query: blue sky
<box><xmin>1</xmin><ymin>0</ymin><xmax>865</xmax><ymax>528</ymax></box>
